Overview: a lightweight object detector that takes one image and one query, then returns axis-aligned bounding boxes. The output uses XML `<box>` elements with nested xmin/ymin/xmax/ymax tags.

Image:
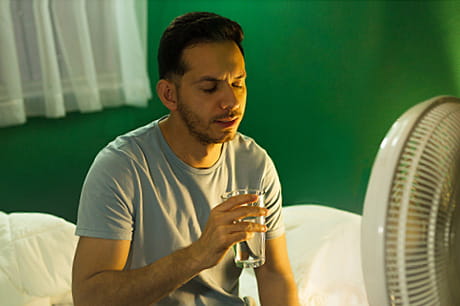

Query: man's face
<box><xmin>173</xmin><ymin>41</ymin><xmax>247</xmax><ymax>144</ymax></box>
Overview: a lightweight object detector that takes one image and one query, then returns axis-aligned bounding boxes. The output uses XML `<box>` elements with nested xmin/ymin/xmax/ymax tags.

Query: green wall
<box><xmin>1</xmin><ymin>0</ymin><xmax>459</xmax><ymax>223</ymax></box>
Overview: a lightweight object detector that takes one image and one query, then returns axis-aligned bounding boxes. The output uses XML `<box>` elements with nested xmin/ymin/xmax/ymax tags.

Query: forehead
<box><xmin>180</xmin><ymin>41</ymin><xmax>246</xmax><ymax>80</ymax></box>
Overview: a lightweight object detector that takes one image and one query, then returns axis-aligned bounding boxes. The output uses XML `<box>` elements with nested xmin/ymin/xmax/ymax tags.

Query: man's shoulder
<box><xmin>231</xmin><ymin>132</ymin><xmax>267</xmax><ymax>155</ymax></box>
<box><xmin>228</xmin><ymin>133</ymin><xmax>273</xmax><ymax>170</ymax></box>
<box><xmin>111</xmin><ymin>121</ymin><xmax>157</xmax><ymax>148</ymax></box>
<box><xmin>92</xmin><ymin>119</ymin><xmax>162</xmax><ymax>171</ymax></box>
<box><xmin>103</xmin><ymin>120</ymin><xmax>159</xmax><ymax>155</ymax></box>
<box><xmin>226</xmin><ymin>133</ymin><xmax>278</xmax><ymax>185</ymax></box>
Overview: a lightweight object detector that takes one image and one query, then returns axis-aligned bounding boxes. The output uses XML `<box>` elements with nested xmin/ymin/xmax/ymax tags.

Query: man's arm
<box><xmin>72</xmin><ymin>194</ymin><xmax>267</xmax><ymax>306</ymax></box>
<box><xmin>72</xmin><ymin>237</ymin><xmax>203</xmax><ymax>306</ymax></box>
<box><xmin>255</xmin><ymin>234</ymin><xmax>300</xmax><ymax>306</ymax></box>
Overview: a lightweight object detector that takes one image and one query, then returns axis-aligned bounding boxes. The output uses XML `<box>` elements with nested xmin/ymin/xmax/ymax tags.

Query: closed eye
<box><xmin>203</xmin><ymin>86</ymin><xmax>217</xmax><ymax>93</ymax></box>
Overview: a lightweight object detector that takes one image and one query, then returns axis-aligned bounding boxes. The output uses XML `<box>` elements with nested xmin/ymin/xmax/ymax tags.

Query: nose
<box><xmin>220</xmin><ymin>83</ymin><xmax>240</xmax><ymax>111</ymax></box>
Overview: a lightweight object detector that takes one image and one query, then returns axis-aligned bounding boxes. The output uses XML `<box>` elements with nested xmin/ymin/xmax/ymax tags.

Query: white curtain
<box><xmin>0</xmin><ymin>0</ymin><xmax>151</xmax><ymax>127</ymax></box>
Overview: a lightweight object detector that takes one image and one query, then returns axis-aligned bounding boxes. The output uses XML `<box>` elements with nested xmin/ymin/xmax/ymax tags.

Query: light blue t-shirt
<box><xmin>76</xmin><ymin>118</ymin><xmax>285</xmax><ymax>305</ymax></box>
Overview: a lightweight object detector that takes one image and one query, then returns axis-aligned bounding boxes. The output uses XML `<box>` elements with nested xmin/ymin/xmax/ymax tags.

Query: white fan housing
<box><xmin>361</xmin><ymin>96</ymin><xmax>460</xmax><ymax>305</ymax></box>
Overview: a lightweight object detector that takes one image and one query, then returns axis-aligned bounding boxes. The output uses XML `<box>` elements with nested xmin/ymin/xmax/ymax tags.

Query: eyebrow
<box><xmin>193</xmin><ymin>73</ymin><xmax>246</xmax><ymax>84</ymax></box>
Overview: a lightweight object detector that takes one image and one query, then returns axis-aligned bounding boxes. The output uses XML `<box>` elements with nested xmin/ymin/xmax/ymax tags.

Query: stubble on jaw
<box><xmin>176</xmin><ymin>99</ymin><xmax>238</xmax><ymax>145</ymax></box>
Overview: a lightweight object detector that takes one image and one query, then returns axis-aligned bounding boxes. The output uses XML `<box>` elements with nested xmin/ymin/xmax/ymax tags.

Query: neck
<box><xmin>159</xmin><ymin>116</ymin><xmax>223</xmax><ymax>169</ymax></box>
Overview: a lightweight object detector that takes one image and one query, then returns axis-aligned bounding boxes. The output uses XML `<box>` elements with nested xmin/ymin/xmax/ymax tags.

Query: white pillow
<box><xmin>239</xmin><ymin>205</ymin><xmax>368</xmax><ymax>306</ymax></box>
<box><xmin>0</xmin><ymin>206</ymin><xmax>366</xmax><ymax>305</ymax></box>
<box><xmin>0</xmin><ymin>211</ymin><xmax>78</xmax><ymax>306</ymax></box>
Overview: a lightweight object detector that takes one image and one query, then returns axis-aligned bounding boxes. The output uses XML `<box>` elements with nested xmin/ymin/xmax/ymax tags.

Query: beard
<box><xmin>176</xmin><ymin>99</ymin><xmax>241</xmax><ymax>145</ymax></box>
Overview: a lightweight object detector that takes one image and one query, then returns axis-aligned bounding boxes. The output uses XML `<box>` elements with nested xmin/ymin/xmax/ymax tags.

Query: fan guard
<box><xmin>361</xmin><ymin>96</ymin><xmax>460</xmax><ymax>305</ymax></box>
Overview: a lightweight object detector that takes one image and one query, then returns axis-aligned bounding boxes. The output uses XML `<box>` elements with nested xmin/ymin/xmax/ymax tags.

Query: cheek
<box><xmin>241</xmin><ymin>87</ymin><xmax>248</xmax><ymax>98</ymax></box>
<box><xmin>238</xmin><ymin>91</ymin><xmax>247</xmax><ymax>106</ymax></box>
<box><xmin>234</xmin><ymin>88</ymin><xmax>247</xmax><ymax>100</ymax></box>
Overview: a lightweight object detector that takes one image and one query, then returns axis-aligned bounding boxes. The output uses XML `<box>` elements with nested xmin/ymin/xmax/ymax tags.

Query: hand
<box><xmin>191</xmin><ymin>194</ymin><xmax>268</xmax><ymax>270</ymax></box>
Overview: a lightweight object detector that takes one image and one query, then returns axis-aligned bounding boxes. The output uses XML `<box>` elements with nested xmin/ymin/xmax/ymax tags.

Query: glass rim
<box><xmin>221</xmin><ymin>189</ymin><xmax>265</xmax><ymax>199</ymax></box>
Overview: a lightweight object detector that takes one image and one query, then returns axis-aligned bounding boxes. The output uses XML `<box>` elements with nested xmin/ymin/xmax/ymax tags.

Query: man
<box><xmin>72</xmin><ymin>12</ymin><xmax>299</xmax><ymax>305</ymax></box>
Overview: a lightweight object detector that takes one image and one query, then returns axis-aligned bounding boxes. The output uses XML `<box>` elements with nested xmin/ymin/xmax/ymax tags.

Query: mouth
<box><xmin>214</xmin><ymin>117</ymin><xmax>239</xmax><ymax>128</ymax></box>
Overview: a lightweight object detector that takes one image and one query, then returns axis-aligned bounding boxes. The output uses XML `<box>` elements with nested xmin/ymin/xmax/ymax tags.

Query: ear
<box><xmin>156</xmin><ymin>79</ymin><xmax>178</xmax><ymax>111</ymax></box>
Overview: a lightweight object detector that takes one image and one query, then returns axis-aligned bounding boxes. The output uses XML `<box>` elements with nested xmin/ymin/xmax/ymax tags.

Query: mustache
<box><xmin>213</xmin><ymin>111</ymin><xmax>242</xmax><ymax>121</ymax></box>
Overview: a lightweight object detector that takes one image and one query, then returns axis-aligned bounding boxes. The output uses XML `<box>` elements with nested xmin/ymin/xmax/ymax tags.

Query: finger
<box><xmin>228</xmin><ymin>230</ymin><xmax>260</xmax><ymax>244</ymax></box>
<box><xmin>215</xmin><ymin>194</ymin><xmax>258</xmax><ymax>212</ymax></box>
<box><xmin>227</xmin><ymin>206</ymin><xmax>268</xmax><ymax>222</ymax></box>
<box><xmin>229</xmin><ymin>221</ymin><xmax>267</xmax><ymax>233</ymax></box>
<box><xmin>214</xmin><ymin>206</ymin><xmax>267</xmax><ymax>226</ymax></box>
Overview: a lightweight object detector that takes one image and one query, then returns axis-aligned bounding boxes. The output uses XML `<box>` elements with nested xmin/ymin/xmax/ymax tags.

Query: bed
<box><xmin>0</xmin><ymin>205</ymin><xmax>368</xmax><ymax>305</ymax></box>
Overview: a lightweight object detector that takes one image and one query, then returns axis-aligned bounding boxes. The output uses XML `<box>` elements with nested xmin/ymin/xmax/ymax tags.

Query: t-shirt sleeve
<box><xmin>76</xmin><ymin>148</ymin><xmax>135</xmax><ymax>240</ymax></box>
<box><xmin>262</xmin><ymin>155</ymin><xmax>285</xmax><ymax>240</ymax></box>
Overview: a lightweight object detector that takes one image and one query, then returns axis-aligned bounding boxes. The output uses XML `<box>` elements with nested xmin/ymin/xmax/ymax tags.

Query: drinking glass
<box><xmin>222</xmin><ymin>189</ymin><xmax>265</xmax><ymax>268</ymax></box>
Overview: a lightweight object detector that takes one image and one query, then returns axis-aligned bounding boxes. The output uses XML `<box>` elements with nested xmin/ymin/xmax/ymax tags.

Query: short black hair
<box><xmin>158</xmin><ymin>12</ymin><xmax>244</xmax><ymax>80</ymax></box>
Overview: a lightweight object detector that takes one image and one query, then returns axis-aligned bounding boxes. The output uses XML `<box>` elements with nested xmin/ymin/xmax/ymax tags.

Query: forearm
<box><xmin>73</xmin><ymin>245</ymin><xmax>203</xmax><ymax>306</ymax></box>
<box><xmin>73</xmin><ymin>195</ymin><xmax>265</xmax><ymax>305</ymax></box>
<box><xmin>257</xmin><ymin>271</ymin><xmax>299</xmax><ymax>306</ymax></box>
<box><xmin>254</xmin><ymin>235</ymin><xmax>300</xmax><ymax>306</ymax></box>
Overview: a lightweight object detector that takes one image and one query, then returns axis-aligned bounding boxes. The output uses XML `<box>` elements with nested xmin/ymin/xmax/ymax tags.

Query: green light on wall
<box><xmin>438</xmin><ymin>2</ymin><xmax>460</xmax><ymax>95</ymax></box>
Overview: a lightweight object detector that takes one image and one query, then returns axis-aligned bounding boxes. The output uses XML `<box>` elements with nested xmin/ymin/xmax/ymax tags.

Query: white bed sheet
<box><xmin>0</xmin><ymin>205</ymin><xmax>368</xmax><ymax>306</ymax></box>
<box><xmin>0</xmin><ymin>212</ymin><xmax>76</xmax><ymax>306</ymax></box>
<box><xmin>239</xmin><ymin>205</ymin><xmax>368</xmax><ymax>306</ymax></box>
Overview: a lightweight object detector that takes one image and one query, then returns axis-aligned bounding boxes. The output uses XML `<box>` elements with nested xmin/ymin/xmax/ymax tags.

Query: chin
<box><xmin>203</xmin><ymin>131</ymin><xmax>236</xmax><ymax>144</ymax></box>
<box><xmin>193</xmin><ymin>126</ymin><xmax>239</xmax><ymax>145</ymax></box>
<box><xmin>220</xmin><ymin>130</ymin><xmax>238</xmax><ymax>143</ymax></box>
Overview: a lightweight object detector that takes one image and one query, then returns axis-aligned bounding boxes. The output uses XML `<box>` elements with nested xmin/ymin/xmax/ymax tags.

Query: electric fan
<box><xmin>361</xmin><ymin>96</ymin><xmax>460</xmax><ymax>305</ymax></box>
